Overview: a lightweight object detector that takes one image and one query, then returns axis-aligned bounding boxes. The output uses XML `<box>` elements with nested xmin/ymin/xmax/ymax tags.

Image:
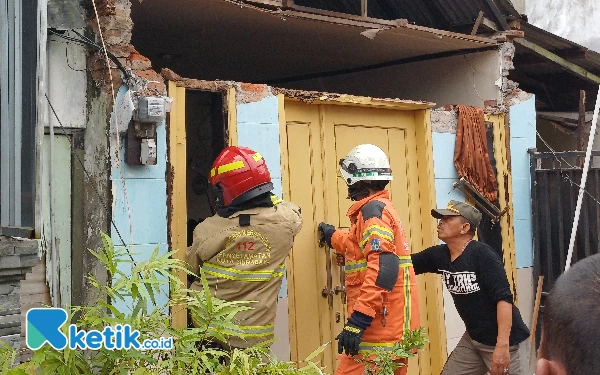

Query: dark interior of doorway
<box><xmin>185</xmin><ymin>90</ymin><xmax>227</xmax><ymax>247</ymax></box>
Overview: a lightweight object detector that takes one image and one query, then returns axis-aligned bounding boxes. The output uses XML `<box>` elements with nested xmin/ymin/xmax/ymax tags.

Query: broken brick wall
<box><xmin>83</xmin><ymin>0</ymin><xmax>165</xmax><ymax>98</ymax></box>
<box><xmin>78</xmin><ymin>0</ymin><xmax>167</xmax><ymax>309</ymax></box>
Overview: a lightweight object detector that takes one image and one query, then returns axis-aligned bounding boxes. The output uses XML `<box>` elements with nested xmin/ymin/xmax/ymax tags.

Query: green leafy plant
<box><xmin>0</xmin><ymin>232</ymin><xmax>329</xmax><ymax>375</ymax></box>
<box><xmin>352</xmin><ymin>328</ymin><xmax>429</xmax><ymax>375</ymax></box>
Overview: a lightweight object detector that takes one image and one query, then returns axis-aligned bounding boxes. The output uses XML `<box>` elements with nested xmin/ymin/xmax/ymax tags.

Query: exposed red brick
<box><xmin>108</xmin><ymin>44</ymin><xmax>134</xmax><ymax>58</ymax></box>
<box><xmin>133</xmin><ymin>69</ymin><xmax>166</xmax><ymax>95</ymax></box>
<box><xmin>484</xmin><ymin>100</ymin><xmax>498</xmax><ymax>107</ymax></box>
<box><xmin>161</xmin><ymin>68</ymin><xmax>183</xmax><ymax>82</ymax></box>
<box><xmin>240</xmin><ymin>82</ymin><xmax>268</xmax><ymax>94</ymax></box>
<box><xmin>85</xmin><ymin>0</ymin><xmax>165</xmax><ymax>100</ymax></box>
<box><xmin>129</xmin><ymin>51</ymin><xmax>151</xmax><ymax>71</ymax></box>
<box><xmin>82</xmin><ymin>0</ymin><xmax>116</xmax><ymax>17</ymax></box>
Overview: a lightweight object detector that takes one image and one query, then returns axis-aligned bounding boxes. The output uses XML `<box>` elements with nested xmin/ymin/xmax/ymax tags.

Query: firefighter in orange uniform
<box><xmin>318</xmin><ymin>144</ymin><xmax>420</xmax><ymax>375</ymax></box>
<box><xmin>187</xmin><ymin>146</ymin><xmax>302</xmax><ymax>349</ymax></box>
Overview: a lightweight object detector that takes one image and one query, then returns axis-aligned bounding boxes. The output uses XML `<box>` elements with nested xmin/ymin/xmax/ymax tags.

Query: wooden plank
<box><xmin>471</xmin><ymin>11</ymin><xmax>485</xmax><ymax>35</ymax></box>
<box><xmin>168</xmin><ymin>81</ymin><xmax>188</xmax><ymax>329</ymax></box>
<box><xmin>245</xmin><ymin>0</ymin><xmax>283</xmax><ymax>7</ymax></box>
<box><xmin>529</xmin><ymin>276</ymin><xmax>544</xmax><ymax>365</ymax></box>
<box><xmin>482</xmin><ymin>0</ymin><xmax>510</xmax><ymax>30</ymax></box>
<box><xmin>277</xmin><ymin>93</ymin><xmax>297</xmax><ymax>357</ymax></box>
<box><xmin>515</xmin><ymin>38</ymin><xmax>600</xmax><ymax>85</ymax></box>
<box><xmin>281</xmin><ymin>9</ymin><xmax>397</xmax><ymax>29</ymax></box>
<box><xmin>284</xmin><ymin>94</ymin><xmax>435</xmax><ymax>110</ymax></box>
<box><xmin>414</xmin><ymin>109</ymin><xmax>447</xmax><ymax>373</ymax></box>
<box><xmin>489</xmin><ymin>113</ymin><xmax>519</xmax><ymax>303</ymax></box>
<box><xmin>284</xmin><ymin>5</ymin><xmax>403</xmax><ymax>27</ymax></box>
<box><xmin>361</xmin><ymin>0</ymin><xmax>367</xmax><ymax>18</ymax></box>
<box><xmin>227</xmin><ymin>87</ymin><xmax>237</xmax><ymax>146</ymax></box>
<box><xmin>578</xmin><ymin>90</ymin><xmax>586</xmax><ymax>155</ymax></box>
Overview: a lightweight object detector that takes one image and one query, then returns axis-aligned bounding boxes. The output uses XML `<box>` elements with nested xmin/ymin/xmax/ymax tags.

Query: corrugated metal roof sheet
<box><xmin>518</xmin><ymin>22</ymin><xmax>600</xmax><ymax>74</ymax></box>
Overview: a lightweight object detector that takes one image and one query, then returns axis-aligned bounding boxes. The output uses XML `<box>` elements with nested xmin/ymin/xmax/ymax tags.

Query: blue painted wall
<box><xmin>236</xmin><ymin>94</ymin><xmax>287</xmax><ymax>298</ymax></box>
<box><xmin>110</xmin><ymin>86</ymin><xmax>169</xmax><ymax>313</ymax></box>
<box><xmin>431</xmin><ymin>98</ymin><xmax>536</xmax><ymax>269</ymax></box>
<box><xmin>509</xmin><ymin>96</ymin><xmax>536</xmax><ymax>269</ymax></box>
<box><xmin>237</xmin><ymin>95</ymin><xmax>282</xmax><ymax>198</ymax></box>
<box><xmin>432</xmin><ymin>132</ymin><xmax>466</xmax><ymax>208</ymax></box>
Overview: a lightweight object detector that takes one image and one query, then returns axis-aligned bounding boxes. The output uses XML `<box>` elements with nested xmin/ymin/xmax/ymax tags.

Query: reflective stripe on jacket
<box><xmin>187</xmin><ymin>199</ymin><xmax>302</xmax><ymax>348</ymax></box>
<box><xmin>330</xmin><ymin>190</ymin><xmax>420</xmax><ymax>348</ymax></box>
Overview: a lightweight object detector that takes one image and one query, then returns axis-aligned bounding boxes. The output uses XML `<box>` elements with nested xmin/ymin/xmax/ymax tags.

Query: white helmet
<box><xmin>339</xmin><ymin>144</ymin><xmax>393</xmax><ymax>186</ymax></box>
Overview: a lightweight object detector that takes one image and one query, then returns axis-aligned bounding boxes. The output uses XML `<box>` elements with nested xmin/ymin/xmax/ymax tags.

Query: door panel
<box><xmin>284</xmin><ymin>100</ymin><xmax>437</xmax><ymax>375</ymax></box>
<box><xmin>284</xmin><ymin>104</ymin><xmax>338</xmax><ymax>368</ymax></box>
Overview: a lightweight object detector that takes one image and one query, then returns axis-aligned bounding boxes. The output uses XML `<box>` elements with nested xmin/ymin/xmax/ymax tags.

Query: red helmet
<box><xmin>209</xmin><ymin>146</ymin><xmax>273</xmax><ymax>207</ymax></box>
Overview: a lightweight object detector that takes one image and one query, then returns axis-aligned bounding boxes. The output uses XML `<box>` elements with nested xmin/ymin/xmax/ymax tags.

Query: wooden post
<box><xmin>577</xmin><ymin>90</ymin><xmax>586</xmax><ymax>167</ymax></box>
<box><xmin>471</xmin><ymin>11</ymin><xmax>485</xmax><ymax>35</ymax></box>
<box><xmin>361</xmin><ymin>0</ymin><xmax>368</xmax><ymax>18</ymax></box>
<box><xmin>530</xmin><ymin>276</ymin><xmax>544</xmax><ymax>365</ymax></box>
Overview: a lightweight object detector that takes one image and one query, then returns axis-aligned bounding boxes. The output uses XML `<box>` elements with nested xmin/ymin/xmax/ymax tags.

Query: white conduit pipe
<box><xmin>565</xmin><ymin>85</ymin><xmax>600</xmax><ymax>272</ymax></box>
<box><xmin>38</xmin><ymin>0</ymin><xmax>59</xmax><ymax>306</ymax></box>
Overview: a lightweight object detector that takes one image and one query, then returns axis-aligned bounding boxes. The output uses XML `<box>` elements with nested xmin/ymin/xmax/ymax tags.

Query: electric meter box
<box><xmin>136</xmin><ymin>97</ymin><xmax>166</xmax><ymax>123</ymax></box>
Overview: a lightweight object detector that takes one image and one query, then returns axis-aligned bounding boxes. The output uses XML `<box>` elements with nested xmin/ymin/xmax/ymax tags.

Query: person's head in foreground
<box><xmin>431</xmin><ymin>200</ymin><xmax>482</xmax><ymax>241</ymax></box>
<box><xmin>536</xmin><ymin>253</ymin><xmax>600</xmax><ymax>375</ymax></box>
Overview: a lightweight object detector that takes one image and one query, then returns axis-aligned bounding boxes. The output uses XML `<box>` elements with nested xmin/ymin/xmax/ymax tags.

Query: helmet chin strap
<box><xmin>347</xmin><ymin>184</ymin><xmax>370</xmax><ymax>201</ymax></box>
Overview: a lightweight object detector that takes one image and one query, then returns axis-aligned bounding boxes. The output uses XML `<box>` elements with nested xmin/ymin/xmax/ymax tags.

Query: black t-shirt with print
<box><xmin>411</xmin><ymin>241</ymin><xmax>530</xmax><ymax>346</ymax></box>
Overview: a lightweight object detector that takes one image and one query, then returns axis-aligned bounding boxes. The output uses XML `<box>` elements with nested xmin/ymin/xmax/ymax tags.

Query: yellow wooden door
<box><xmin>282</xmin><ymin>99</ymin><xmax>446</xmax><ymax>374</ymax></box>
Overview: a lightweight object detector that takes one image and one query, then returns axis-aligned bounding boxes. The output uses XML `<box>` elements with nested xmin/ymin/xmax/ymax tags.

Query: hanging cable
<box><xmin>45</xmin><ymin>94</ymin><xmax>156</xmax><ymax>307</ymax></box>
<box><xmin>48</xmin><ymin>28</ymin><xmax>132</xmax><ymax>81</ymax></box>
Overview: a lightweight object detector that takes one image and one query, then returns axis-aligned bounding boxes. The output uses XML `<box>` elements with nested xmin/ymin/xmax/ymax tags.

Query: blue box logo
<box><xmin>26</xmin><ymin>307</ymin><xmax>172</xmax><ymax>351</ymax></box>
<box><xmin>26</xmin><ymin>308</ymin><xmax>68</xmax><ymax>350</ymax></box>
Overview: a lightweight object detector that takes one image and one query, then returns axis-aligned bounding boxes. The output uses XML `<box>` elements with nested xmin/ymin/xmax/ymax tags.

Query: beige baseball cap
<box><xmin>431</xmin><ymin>200</ymin><xmax>482</xmax><ymax>227</ymax></box>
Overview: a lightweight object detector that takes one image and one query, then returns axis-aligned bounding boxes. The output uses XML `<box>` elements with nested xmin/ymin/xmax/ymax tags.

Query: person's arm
<box><xmin>186</xmin><ymin>245</ymin><xmax>201</xmax><ymax>276</ymax></box>
<box><xmin>490</xmin><ymin>301</ymin><xmax>512</xmax><ymax>375</ymax></box>
<box><xmin>188</xmin><ymin>222</ymin><xmax>212</xmax><ymax>273</ymax></box>
<box><xmin>283</xmin><ymin>201</ymin><xmax>303</xmax><ymax>237</ymax></box>
<box><xmin>410</xmin><ymin>246</ymin><xmax>442</xmax><ymax>275</ymax></box>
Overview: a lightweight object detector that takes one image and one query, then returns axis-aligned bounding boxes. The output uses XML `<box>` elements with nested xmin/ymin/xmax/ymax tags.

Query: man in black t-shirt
<box><xmin>412</xmin><ymin>200</ymin><xmax>529</xmax><ymax>375</ymax></box>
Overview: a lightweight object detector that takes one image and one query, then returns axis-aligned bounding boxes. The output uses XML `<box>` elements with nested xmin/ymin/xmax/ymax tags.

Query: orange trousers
<box><xmin>335</xmin><ymin>354</ymin><xmax>408</xmax><ymax>375</ymax></box>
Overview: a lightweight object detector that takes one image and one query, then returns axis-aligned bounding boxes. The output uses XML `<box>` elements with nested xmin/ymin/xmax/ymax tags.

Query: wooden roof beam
<box><xmin>514</xmin><ymin>38</ymin><xmax>600</xmax><ymax>85</ymax></box>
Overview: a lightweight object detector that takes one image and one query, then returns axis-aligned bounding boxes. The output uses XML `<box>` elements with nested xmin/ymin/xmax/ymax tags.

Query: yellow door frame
<box><xmin>279</xmin><ymin>94</ymin><xmax>448</xmax><ymax>374</ymax></box>
<box><xmin>486</xmin><ymin>113</ymin><xmax>519</xmax><ymax>303</ymax></box>
<box><xmin>167</xmin><ymin>81</ymin><xmax>238</xmax><ymax>328</ymax></box>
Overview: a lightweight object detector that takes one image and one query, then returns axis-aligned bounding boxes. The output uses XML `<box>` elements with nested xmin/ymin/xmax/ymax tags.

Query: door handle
<box><xmin>320</xmin><ymin>238</ymin><xmax>334</xmax><ymax>308</ymax></box>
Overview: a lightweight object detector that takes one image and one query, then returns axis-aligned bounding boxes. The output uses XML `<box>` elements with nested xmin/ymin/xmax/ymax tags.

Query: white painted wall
<box><xmin>289</xmin><ymin>50</ymin><xmax>502</xmax><ymax>108</ymax></box>
<box><xmin>48</xmin><ymin>30</ymin><xmax>87</xmax><ymax>129</ymax></box>
<box><xmin>522</xmin><ymin>0</ymin><xmax>600</xmax><ymax>53</ymax></box>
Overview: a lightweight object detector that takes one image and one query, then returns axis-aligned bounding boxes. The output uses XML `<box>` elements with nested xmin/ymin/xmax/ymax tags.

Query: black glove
<box><xmin>336</xmin><ymin>312</ymin><xmax>373</xmax><ymax>356</ymax></box>
<box><xmin>318</xmin><ymin>222</ymin><xmax>336</xmax><ymax>248</ymax></box>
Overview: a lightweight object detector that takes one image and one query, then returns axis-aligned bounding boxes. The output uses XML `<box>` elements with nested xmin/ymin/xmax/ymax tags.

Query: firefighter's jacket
<box><xmin>187</xmin><ymin>198</ymin><xmax>302</xmax><ymax>348</ymax></box>
<box><xmin>330</xmin><ymin>190</ymin><xmax>420</xmax><ymax>353</ymax></box>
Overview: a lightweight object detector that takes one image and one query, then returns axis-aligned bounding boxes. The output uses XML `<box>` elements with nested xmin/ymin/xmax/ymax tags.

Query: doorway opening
<box><xmin>184</xmin><ymin>90</ymin><xmax>227</xmax><ymax>247</ymax></box>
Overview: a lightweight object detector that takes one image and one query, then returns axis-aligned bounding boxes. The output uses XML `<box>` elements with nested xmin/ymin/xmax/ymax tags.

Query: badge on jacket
<box><xmin>370</xmin><ymin>238</ymin><xmax>381</xmax><ymax>252</ymax></box>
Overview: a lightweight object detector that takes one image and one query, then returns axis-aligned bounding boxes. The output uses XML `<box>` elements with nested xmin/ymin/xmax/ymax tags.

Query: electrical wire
<box><xmin>532</xmin><ymin>123</ymin><xmax>600</xmax><ymax>207</ymax></box>
<box><xmin>48</xmin><ymin>28</ymin><xmax>132</xmax><ymax>81</ymax></box>
<box><xmin>45</xmin><ymin>94</ymin><xmax>158</xmax><ymax>309</ymax></box>
<box><xmin>45</xmin><ymin>94</ymin><xmax>136</xmax><ymax>265</ymax></box>
<box><xmin>87</xmin><ymin>0</ymin><xmax>136</xmax><ymax>262</ymax></box>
